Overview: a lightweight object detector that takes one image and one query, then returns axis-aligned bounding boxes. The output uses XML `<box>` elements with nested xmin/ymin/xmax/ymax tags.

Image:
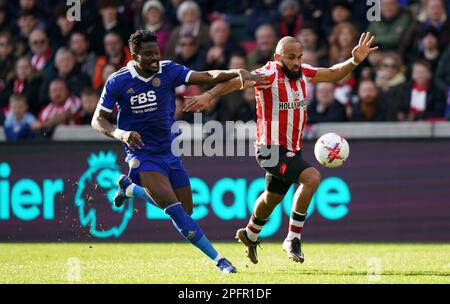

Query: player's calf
<box><xmin>114</xmin><ymin>175</ymin><xmax>158</xmax><ymax>208</ymax></box>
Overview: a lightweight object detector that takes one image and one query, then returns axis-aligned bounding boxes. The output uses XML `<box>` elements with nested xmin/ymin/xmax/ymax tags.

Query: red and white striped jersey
<box><xmin>39</xmin><ymin>96</ymin><xmax>82</xmax><ymax>125</ymax></box>
<box><xmin>253</xmin><ymin>61</ymin><xmax>317</xmax><ymax>152</ymax></box>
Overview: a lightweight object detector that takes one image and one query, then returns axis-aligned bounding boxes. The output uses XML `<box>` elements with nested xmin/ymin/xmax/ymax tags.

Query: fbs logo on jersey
<box><xmin>130</xmin><ymin>90</ymin><xmax>158</xmax><ymax>114</ymax></box>
<box><xmin>74</xmin><ymin>151</ymin><xmax>133</xmax><ymax>238</ymax></box>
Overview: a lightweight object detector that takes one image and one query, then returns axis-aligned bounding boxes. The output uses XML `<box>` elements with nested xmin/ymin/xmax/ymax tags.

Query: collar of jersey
<box><xmin>127</xmin><ymin>60</ymin><xmax>162</xmax><ymax>83</ymax></box>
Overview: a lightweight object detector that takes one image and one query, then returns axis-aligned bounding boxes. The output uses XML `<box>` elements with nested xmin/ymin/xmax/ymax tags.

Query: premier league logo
<box><xmin>74</xmin><ymin>151</ymin><xmax>133</xmax><ymax>238</ymax></box>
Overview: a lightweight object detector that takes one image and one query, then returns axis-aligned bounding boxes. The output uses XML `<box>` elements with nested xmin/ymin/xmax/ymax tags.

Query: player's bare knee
<box><xmin>301</xmin><ymin>168</ymin><xmax>321</xmax><ymax>190</ymax></box>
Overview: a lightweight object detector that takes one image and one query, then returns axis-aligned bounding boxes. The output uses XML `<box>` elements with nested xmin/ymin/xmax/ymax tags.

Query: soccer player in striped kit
<box><xmin>184</xmin><ymin>33</ymin><xmax>378</xmax><ymax>264</ymax></box>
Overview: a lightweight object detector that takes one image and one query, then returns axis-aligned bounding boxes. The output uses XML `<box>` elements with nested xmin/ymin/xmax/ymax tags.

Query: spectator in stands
<box><xmin>4</xmin><ymin>94</ymin><xmax>36</xmax><ymax>141</ymax></box>
<box><xmin>349</xmin><ymin>79</ymin><xmax>386</xmax><ymax>122</ymax></box>
<box><xmin>101</xmin><ymin>63</ymin><xmax>119</xmax><ymax>89</ymax></box>
<box><xmin>435</xmin><ymin>42</ymin><xmax>450</xmax><ymax>94</ymax></box>
<box><xmin>277</xmin><ymin>0</ymin><xmax>303</xmax><ymax>38</ymax></box>
<box><xmin>69</xmin><ymin>31</ymin><xmax>97</xmax><ymax>79</ymax></box>
<box><xmin>90</xmin><ymin>0</ymin><xmax>130</xmax><ymax>55</ymax></box>
<box><xmin>308</xmin><ymin>82</ymin><xmax>347</xmax><ymax>124</ymax></box>
<box><xmin>122</xmin><ymin>0</ymin><xmax>145</xmax><ymax>30</ymax></box>
<box><xmin>210</xmin><ymin>53</ymin><xmax>249</xmax><ymax>122</ymax></box>
<box><xmin>233</xmin><ymin>87</ymin><xmax>256</xmax><ymax>122</ymax></box>
<box><xmin>92</xmin><ymin>31</ymin><xmax>132</xmax><ymax>90</ymax></box>
<box><xmin>376</xmin><ymin>52</ymin><xmax>406</xmax><ymax>92</ymax></box>
<box><xmin>17</xmin><ymin>0</ymin><xmax>48</xmax><ymax>24</ymax></box>
<box><xmin>28</xmin><ymin>28</ymin><xmax>54</xmax><ymax>75</ymax></box>
<box><xmin>0</xmin><ymin>111</ymin><xmax>4</xmax><ymax>126</ymax></box>
<box><xmin>328</xmin><ymin>22</ymin><xmax>359</xmax><ymax>66</ymax></box>
<box><xmin>244</xmin><ymin>0</ymin><xmax>279</xmax><ymax>38</ymax></box>
<box><xmin>375</xmin><ymin>52</ymin><xmax>406</xmax><ymax>93</ymax></box>
<box><xmin>165</xmin><ymin>1</ymin><xmax>210</xmax><ymax>59</ymax></box>
<box><xmin>17</xmin><ymin>9</ymin><xmax>39</xmax><ymax>56</ymax></box>
<box><xmin>401</xmin><ymin>0</ymin><xmax>450</xmax><ymax>63</ymax></box>
<box><xmin>366</xmin><ymin>0</ymin><xmax>412</xmax><ymax>52</ymax></box>
<box><xmin>174</xmin><ymin>35</ymin><xmax>208</xmax><ymax>71</ymax></box>
<box><xmin>334</xmin><ymin>72</ymin><xmax>356</xmax><ymax>106</ymax></box>
<box><xmin>141</xmin><ymin>0</ymin><xmax>172</xmax><ymax>57</ymax></box>
<box><xmin>0</xmin><ymin>57</ymin><xmax>42</xmax><ymax>115</ymax></box>
<box><xmin>79</xmin><ymin>88</ymin><xmax>100</xmax><ymax>125</ymax></box>
<box><xmin>247</xmin><ymin>24</ymin><xmax>277</xmax><ymax>68</ymax></box>
<box><xmin>296</xmin><ymin>23</ymin><xmax>327</xmax><ymax>65</ymax></box>
<box><xmin>322</xmin><ymin>0</ymin><xmax>361</xmax><ymax>38</ymax></box>
<box><xmin>32</xmin><ymin>78</ymin><xmax>81</xmax><ymax>137</ymax></box>
<box><xmin>49</xmin><ymin>6</ymin><xmax>78</xmax><ymax>50</ymax></box>
<box><xmin>0</xmin><ymin>31</ymin><xmax>16</xmax><ymax>91</ymax></box>
<box><xmin>39</xmin><ymin>48</ymin><xmax>90</xmax><ymax>107</ymax></box>
<box><xmin>205</xmin><ymin>20</ymin><xmax>242</xmax><ymax>70</ymax></box>
<box><xmin>397</xmin><ymin>60</ymin><xmax>445</xmax><ymax>121</ymax></box>
<box><xmin>0</xmin><ymin>5</ymin><xmax>11</xmax><ymax>33</ymax></box>
<box><xmin>375</xmin><ymin>52</ymin><xmax>408</xmax><ymax>120</ymax></box>
<box><xmin>409</xmin><ymin>27</ymin><xmax>442</xmax><ymax>70</ymax></box>
<box><xmin>162</xmin><ymin>0</ymin><xmax>184</xmax><ymax>27</ymax></box>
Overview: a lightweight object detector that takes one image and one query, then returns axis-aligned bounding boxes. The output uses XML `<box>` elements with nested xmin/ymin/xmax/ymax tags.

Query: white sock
<box><xmin>286</xmin><ymin>211</ymin><xmax>306</xmax><ymax>241</ymax></box>
<box><xmin>125</xmin><ymin>184</ymin><xmax>135</xmax><ymax>198</ymax></box>
<box><xmin>245</xmin><ymin>215</ymin><xmax>268</xmax><ymax>242</ymax></box>
<box><xmin>213</xmin><ymin>254</ymin><xmax>224</xmax><ymax>265</ymax></box>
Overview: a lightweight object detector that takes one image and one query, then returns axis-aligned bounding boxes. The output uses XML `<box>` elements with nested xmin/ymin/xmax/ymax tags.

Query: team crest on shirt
<box><xmin>286</xmin><ymin>151</ymin><xmax>296</xmax><ymax>158</ymax></box>
<box><xmin>152</xmin><ymin>77</ymin><xmax>161</xmax><ymax>88</ymax></box>
<box><xmin>127</xmin><ymin>88</ymin><xmax>135</xmax><ymax>94</ymax></box>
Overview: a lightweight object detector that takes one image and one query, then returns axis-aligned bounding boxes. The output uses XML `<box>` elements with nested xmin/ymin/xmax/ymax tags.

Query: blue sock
<box><xmin>126</xmin><ymin>184</ymin><xmax>158</xmax><ymax>207</ymax></box>
<box><xmin>165</xmin><ymin>203</ymin><xmax>221</xmax><ymax>263</ymax></box>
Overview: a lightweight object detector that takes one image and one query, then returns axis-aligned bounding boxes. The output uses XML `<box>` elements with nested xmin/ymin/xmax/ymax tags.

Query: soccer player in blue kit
<box><xmin>91</xmin><ymin>30</ymin><xmax>261</xmax><ymax>274</ymax></box>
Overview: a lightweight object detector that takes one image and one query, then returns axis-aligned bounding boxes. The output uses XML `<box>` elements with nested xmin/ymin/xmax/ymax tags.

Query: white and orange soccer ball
<box><xmin>314</xmin><ymin>133</ymin><xmax>350</xmax><ymax>168</ymax></box>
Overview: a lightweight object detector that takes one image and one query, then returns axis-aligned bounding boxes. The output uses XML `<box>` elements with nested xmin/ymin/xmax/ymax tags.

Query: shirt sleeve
<box><xmin>64</xmin><ymin>97</ymin><xmax>81</xmax><ymax>115</ymax></box>
<box><xmin>171</xmin><ymin>62</ymin><xmax>194</xmax><ymax>87</ymax></box>
<box><xmin>252</xmin><ymin>63</ymin><xmax>276</xmax><ymax>89</ymax></box>
<box><xmin>301</xmin><ymin>64</ymin><xmax>318</xmax><ymax>81</ymax></box>
<box><xmin>98</xmin><ymin>76</ymin><xmax>118</xmax><ymax>113</ymax></box>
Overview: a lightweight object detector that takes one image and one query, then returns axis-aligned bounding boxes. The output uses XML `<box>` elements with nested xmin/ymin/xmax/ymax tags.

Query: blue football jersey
<box><xmin>98</xmin><ymin>60</ymin><xmax>193</xmax><ymax>157</ymax></box>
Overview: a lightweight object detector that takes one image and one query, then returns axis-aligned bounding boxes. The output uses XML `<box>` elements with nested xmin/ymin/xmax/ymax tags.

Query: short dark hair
<box><xmin>97</xmin><ymin>0</ymin><xmax>120</xmax><ymax>10</ymax></box>
<box><xmin>18</xmin><ymin>9</ymin><xmax>37</xmax><ymax>19</ymax></box>
<box><xmin>128</xmin><ymin>29</ymin><xmax>157</xmax><ymax>54</ymax></box>
<box><xmin>54</xmin><ymin>5</ymin><xmax>69</xmax><ymax>19</ymax></box>
<box><xmin>413</xmin><ymin>59</ymin><xmax>432</xmax><ymax>72</ymax></box>
<box><xmin>81</xmin><ymin>87</ymin><xmax>100</xmax><ymax>97</ymax></box>
<box><xmin>10</xmin><ymin>94</ymin><xmax>27</xmax><ymax>103</ymax></box>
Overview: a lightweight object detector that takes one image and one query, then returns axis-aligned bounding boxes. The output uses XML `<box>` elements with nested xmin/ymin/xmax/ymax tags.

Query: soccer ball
<box><xmin>314</xmin><ymin>133</ymin><xmax>350</xmax><ymax>168</ymax></box>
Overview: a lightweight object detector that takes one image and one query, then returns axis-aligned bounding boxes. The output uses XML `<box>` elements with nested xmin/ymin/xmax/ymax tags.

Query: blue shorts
<box><xmin>126</xmin><ymin>152</ymin><xmax>190</xmax><ymax>190</ymax></box>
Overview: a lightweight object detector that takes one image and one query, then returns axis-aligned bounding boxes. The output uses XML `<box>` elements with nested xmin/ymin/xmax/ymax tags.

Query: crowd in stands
<box><xmin>0</xmin><ymin>0</ymin><xmax>450</xmax><ymax>141</ymax></box>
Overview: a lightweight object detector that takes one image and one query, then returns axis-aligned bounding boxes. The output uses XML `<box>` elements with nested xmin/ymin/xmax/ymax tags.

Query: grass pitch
<box><xmin>0</xmin><ymin>243</ymin><xmax>449</xmax><ymax>284</ymax></box>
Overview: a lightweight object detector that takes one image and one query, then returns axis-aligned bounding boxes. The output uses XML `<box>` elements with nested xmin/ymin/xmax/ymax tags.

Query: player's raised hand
<box><xmin>183</xmin><ymin>93</ymin><xmax>213</xmax><ymax>113</ymax></box>
<box><xmin>121</xmin><ymin>131</ymin><xmax>144</xmax><ymax>151</ymax></box>
<box><xmin>352</xmin><ymin>32</ymin><xmax>379</xmax><ymax>64</ymax></box>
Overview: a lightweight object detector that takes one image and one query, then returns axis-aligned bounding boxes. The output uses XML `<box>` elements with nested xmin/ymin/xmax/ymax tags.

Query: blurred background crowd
<box><xmin>0</xmin><ymin>0</ymin><xmax>450</xmax><ymax>141</ymax></box>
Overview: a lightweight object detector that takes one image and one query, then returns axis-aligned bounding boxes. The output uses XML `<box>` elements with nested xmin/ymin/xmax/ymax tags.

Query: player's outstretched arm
<box><xmin>183</xmin><ymin>76</ymin><xmax>258</xmax><ymax>113</ymax></box>
<box><xmin>188</xmin><ymin>69</ymin><xmax>264</xmax><ymax>86</ymax></box>
<box><xmin>91</xmin><ymin>107</ymin><xmax>144</xmax><ymax>151</ymax></box>
<box><xmin>311</xmin><ymin>32</ymin><xmax>379</xmax><ymax>84</ymax></box>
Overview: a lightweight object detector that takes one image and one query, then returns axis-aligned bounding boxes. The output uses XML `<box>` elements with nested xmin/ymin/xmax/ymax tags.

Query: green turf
<box><xmin>0</xmin><ymin>243</ymin><xmax>449</xmax><ymax>284</ymax></box>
